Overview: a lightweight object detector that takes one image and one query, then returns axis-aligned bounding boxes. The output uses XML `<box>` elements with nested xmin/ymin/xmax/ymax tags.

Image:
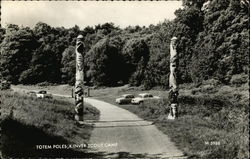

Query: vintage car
<box><xmin>115</xmin><ymin>94</ymin><xmax>135</xmax><ymax>104</ymax></box>
<box><xmin>27</xmin><ymin>91</ymin><xmax>37</xmax><ymax>97</ymax></box>
<box><xmin>131</xmin><ymin>93</ymin><xmax>160</xmax><ymax>104</ymax></box>
<box><xmin>36</xmin><ymin>90</ymin><xmax>53</xmax><ymax>99</ymax></box>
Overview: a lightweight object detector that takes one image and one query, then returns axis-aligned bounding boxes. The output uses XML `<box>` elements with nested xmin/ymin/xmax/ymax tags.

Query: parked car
<box><xmin>115</xmin><ymin>94</ymin><xmax>135</xmax><ymax>104</ymax></box>
<box><xmin>36</xmin><ymin>90</ymin><xmax>53</xmax><ymax>99</ymax></box>
<box><xmin>27</xmin><ymin>91</ymin><xmax>37</xmax><ymax>97</ymax></box>
<box><xmin>131</xmin><ymin>93</ymin><xmax>160</xmax><ymax>104</ymax></box>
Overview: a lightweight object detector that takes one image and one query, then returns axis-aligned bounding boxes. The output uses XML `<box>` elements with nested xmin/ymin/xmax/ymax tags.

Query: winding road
<box><xmin>85</xmin><ymin>98</ymin><xmax>185</xmax><ymax>158</ymax></box>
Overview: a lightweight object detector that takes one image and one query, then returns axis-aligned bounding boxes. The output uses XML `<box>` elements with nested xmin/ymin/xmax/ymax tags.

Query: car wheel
<box><xmin>139</xmin><ymin>101</ymin><xmax>143</xmax><ymax>105</ymax></box>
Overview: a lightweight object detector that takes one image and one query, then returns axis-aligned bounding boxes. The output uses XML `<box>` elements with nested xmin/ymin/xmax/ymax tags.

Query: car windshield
<box><xmin>125</xmin><ymin>95</ymin><xmax>133</xmax><ymax>98</ymax></box>
<box><xmin>39</xmin><ymin>91</ymin><xmax>46</xmax><ymax>94</ymax></box>
<box><xmin>122</xmin><ymin>95</ymin><xmax>132</xmax><ymax>98</ymax></box>
<box><xmin>139</xmin><ymin>95</ymin><xmax>144</xmax><ymax>98</ymax></box>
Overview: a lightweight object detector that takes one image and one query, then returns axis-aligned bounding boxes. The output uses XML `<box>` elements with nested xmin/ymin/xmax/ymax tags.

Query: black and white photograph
<box><xmin>0</xmin><ymin>0</ymin><xmax>249</xmax><ymax>158</ymax></box>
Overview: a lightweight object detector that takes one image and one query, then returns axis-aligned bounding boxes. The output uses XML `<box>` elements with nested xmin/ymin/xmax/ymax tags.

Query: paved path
<box><xmin>85</xmin><ymin>98</ymin><xmax>185</xmax><ymax>158</ymax></box>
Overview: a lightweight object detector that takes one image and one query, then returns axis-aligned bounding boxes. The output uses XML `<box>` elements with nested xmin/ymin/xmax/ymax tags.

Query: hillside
<box><xmin>0</xmin><ymin>90</ymin><xmax>100</xmax><ymax>158</ymax></box>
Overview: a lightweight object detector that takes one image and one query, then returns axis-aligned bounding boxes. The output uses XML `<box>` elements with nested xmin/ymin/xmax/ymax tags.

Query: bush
<box><xmin>37</xmin><ymin>82</ymin><xmax>57</xmax><ymax>87</ymax></box>
<box><xmin>202</xmin><ymin>79</ymin><xmax>221</xmax><ymax>86</ymax></box>
<box><xmin>230</xmin><ymin>74</ymin><xmax>248</xmax><ymax>85</ymax></box>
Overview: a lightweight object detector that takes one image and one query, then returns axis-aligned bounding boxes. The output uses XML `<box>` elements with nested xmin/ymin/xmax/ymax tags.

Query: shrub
<box><xmin>230</xmin><ymin>74</ymin><xmax>248</xmax><ymax>85</ymax></box>
<box><xmin>202</xmin><ymin>79</ymin><xmax>221</xmax><ymax>86</ymax></box>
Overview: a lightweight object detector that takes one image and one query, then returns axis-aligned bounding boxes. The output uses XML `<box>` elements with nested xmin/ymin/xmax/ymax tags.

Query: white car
<box><xmin>131</xmin><ymin>93</ymin><xmax>160</xmax><ymax>104</ymax></box>
<box><xmin>36</xmin><ymin>90</ymin><xmax>53</xmax><ymax>99</ymax></box>
<box><xmin>115</xmin><ymin>94</ymin><xmax>135</xmax><ymax>104</ymax></box>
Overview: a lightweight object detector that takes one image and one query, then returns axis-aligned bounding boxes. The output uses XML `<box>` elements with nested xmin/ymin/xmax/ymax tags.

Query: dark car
<box><xmin>115</xmin><ymin>94</ymin><xmax>135</xmax><ymax>104</ymax></box>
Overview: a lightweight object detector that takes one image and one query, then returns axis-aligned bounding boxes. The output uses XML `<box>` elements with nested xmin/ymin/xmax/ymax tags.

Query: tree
<box><xmin>31</xmin><ymin>22</ymin><xmax>69</xmax><ymax>83</ymax></box>
<box><xmin>33</xmin><ymin>22</ymin><xmax>52</xmax><ymax>39</ymax></box>
<box><xmin>122</xmin><ymin>38</ymin><xmax>150</xmax><ymax>86</ymax></box>
<box><xmin>94</xmin><ymin>23</ymin><xmax>119</xmax><ymax>35</ymax></box>
<box><xmin>143</xmin><ymin>21</ymin><xmax>174</xmax><ymax>89</ymax></box>
<box><xmin>0</xmin><ymin>26</ymin><xmax>38</xmax><ymax>83</ymax></box>
<box><xmin>191</xmin><ymin>0</ymin><xmax>249</xmax><ymax>84</ymax></box>
<box><xmin>61</xmin><ymin>46</ymin><xmax>76</xmax><ymax>85</ymax></box>
<box><xmin>85</xmin><ymin>36</ymin><xmax>125</xmax><ymax>86</ymax></box>
<box><xmin>0</xmin><ymin>27</ymin><xmax>6</xmax><ymax>44</ymax></box>
<box><xmin>171</xmin><ymin>6</ymin><xmax>204</xmax><ymax>83</ymax></box>
<box><xmin>182</xmin><ymin>0</ymin><xmax>207</xmax><ymax>9</ymax></box>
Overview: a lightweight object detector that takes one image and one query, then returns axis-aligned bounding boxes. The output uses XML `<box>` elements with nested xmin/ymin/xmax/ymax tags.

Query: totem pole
<box><xmin>168</xmin><ymin>37</ymin><xmax>179</xmax><ymax>120</ymax></box>
<box><xmin>75</xmin><ymin>35</ymin><xmax>85</xmax><ymax>123</ymax></box>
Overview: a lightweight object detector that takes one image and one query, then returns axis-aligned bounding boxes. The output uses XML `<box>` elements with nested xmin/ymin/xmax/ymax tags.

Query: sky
<box><xmin>1</xmin><ymin>1</ymin><xmax>183</xmax><ymax>29</ymax></box>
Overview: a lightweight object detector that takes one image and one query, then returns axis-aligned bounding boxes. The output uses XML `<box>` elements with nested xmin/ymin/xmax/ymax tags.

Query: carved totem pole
<box><xmin>75</xmin><ymin>35</ymin><xmax>85</xmax><ymax>123</ymax></box>
<box><xmin>168</xmin><ymin>37</ymin><xmax>179</xmax><ymax>120</ymax></box>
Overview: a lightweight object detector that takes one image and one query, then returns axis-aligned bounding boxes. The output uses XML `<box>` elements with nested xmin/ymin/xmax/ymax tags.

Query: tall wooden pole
<box><xmin>75</xmin><ymin>35</ymin><xmax>84</xmax><ymax>122</ymax></box>
<box><xmin>168</xmin><ymin>37</ymin><xmax>179</xmax><ymax>120</ymax></box>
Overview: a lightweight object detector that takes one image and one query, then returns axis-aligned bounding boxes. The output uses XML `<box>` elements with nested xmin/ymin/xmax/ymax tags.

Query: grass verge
<box><xmin>0</xmin><ymin>90</ymin><xmax>100</xmax><ymax>158</ymax></box>
<box><xmin>90</xmin><ymin>84</ymin><xmax>249</xmax><ymax>159</ymax></box>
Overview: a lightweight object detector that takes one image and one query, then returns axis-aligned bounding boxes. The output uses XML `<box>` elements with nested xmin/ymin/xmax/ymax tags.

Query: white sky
<box><xmin>1</xmin><ymin>1</ymin><xmax>182</xmax><ymax>29</ymax></box>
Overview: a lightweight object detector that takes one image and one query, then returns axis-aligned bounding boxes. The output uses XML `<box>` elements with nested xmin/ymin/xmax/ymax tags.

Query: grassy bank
<box><xmin>0</xmin><ymin>90</ymin><xmax>100</xmax><ymax>158</ymax></box>
<box><xmin>11</xmin><ymin>84</ymin><xmax>74</xmax><ymax>96</ymax></box>
<box><xmin>90</xmin><ymin>83</ymin><xmax>249</xmax><ymax>158</ymax></box>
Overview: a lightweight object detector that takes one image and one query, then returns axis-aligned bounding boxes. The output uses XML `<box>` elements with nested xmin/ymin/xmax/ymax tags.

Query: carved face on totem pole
<box><xmin>76</xmin><ymin>35</ymin><xmax>84</xmax><ymax>71</ymax></box>
<box><xmin>171</xmin><ymin>37</ymin><xmax>177</xmax><ymax>49</ymax></box>
<box><xmin>77</xmin><ymin>35</ymin><xmax>84</xmax><ymax>51</ymax></box>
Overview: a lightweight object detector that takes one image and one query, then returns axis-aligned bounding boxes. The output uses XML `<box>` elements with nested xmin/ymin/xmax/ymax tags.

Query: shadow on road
<box><xmin>85</xmin><ymin>119</ymin><xmax>146</xmax><ymax>123</ymax></box>
<box><xmin>92</xmin><ymin>124</ymin><xmax>154</xmax><ymax>128</ymax></box>
<box><xmin>84</xmin><ymin>119</ymin><xmax>154</xmax><ymax>128</ymax></box>
<box><xmin>90</xmin><ymin>151</ymin><xmax>187</xmax><ymax>158</ymax></box>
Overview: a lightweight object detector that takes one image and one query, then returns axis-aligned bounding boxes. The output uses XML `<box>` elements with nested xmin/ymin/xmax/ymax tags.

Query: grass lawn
<box><xmin>0</xmin><ymin>90</ymin><xmax>100</xmax><ymax>158</ymax></box>
<box><xmin>90</xmin><ymin>83</ymin><xmax>249</xmax><ymax>159</ymax></box>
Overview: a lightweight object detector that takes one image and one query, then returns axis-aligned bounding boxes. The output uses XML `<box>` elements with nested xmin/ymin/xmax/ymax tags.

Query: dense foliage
<box><xmin>0</xmin><ymin>0</ymin><xmax>249</xmax><ymax>87</ymax></box>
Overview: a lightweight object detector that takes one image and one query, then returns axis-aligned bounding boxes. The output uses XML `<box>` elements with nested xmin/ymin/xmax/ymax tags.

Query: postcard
<box><xmin>0</xmin><ymin>0</ymin><xmax>249</xmax><ymax>158</ymax></box>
